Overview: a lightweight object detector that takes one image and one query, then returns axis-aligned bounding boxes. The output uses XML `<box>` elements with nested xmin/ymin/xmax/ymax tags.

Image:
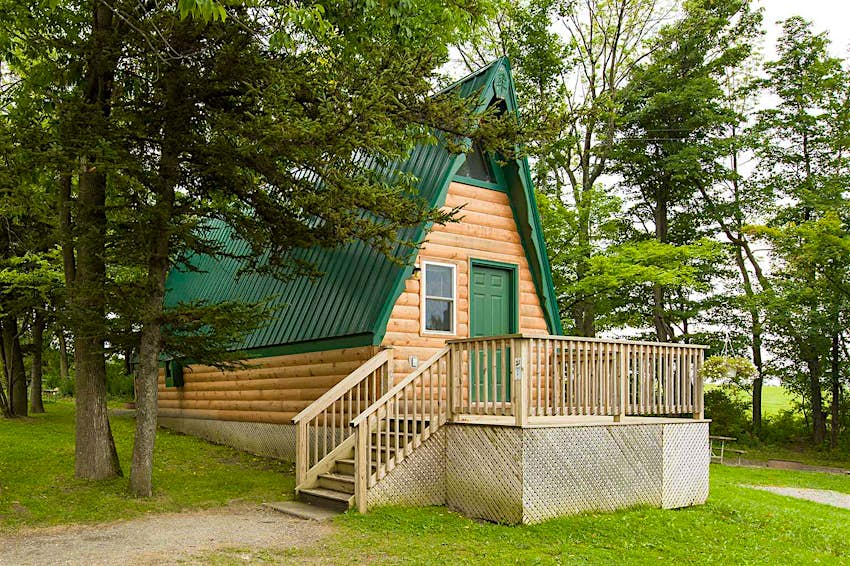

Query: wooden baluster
<box><xmin>385</xmin><ymin>399</ymin><xmax>392</xmax><ymax>470</ymax></box>
<box><xmin>366</xmin><ymin>415</ymin><xmax>374</xmax><ymax>487</ymax></box>
<box><xmin>566</xmin><ymin>341</ymin><xmax>573</xmax><ymax>415</ymax></box>
<box><xmin>420</xmin><ymin>370</ymin><xmax>426</xmax><ymax>441</ymax></box>
<box><xmin>429</xmin><ymin>366</ymin><xmax>435</xmax><ymax>431</ymax></box>
<box><xmin>667</xmin><ymin>347</ymin><xmax>674</xmax><ymax>415</ymax></box>
<box><xmin>544</xmin><ymin>340</ymin><xmax>555</xmax><ymax>415</ymax></box>
<box><xmin>404</xmin><ymin>382</ymin><xmax>410</xmax><ymax>457</ymax></box>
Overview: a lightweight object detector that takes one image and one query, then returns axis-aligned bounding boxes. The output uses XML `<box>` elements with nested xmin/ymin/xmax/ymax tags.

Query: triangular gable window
<box><xmin>456</xmin><ymin>143</ymin><xmax>496</xmax><ymax>184</ymax></box>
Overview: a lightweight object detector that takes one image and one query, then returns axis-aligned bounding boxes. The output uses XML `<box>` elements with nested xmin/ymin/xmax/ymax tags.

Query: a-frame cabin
<box><xmin>160</xmin><ymin>59</ymin><xmax>711</xmax><ymax>524</ymax></box>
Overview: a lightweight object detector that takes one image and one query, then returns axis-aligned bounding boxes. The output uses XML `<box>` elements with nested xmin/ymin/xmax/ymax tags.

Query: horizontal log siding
<box><xmin>158</xmin><ymin>346</ymin><xmax>378</xmax><ymax>423</ymax></box>
<box><xmin>383</xmin><ymin>182</ymin><xmax>549</xmax><ymax>381</ymax></box>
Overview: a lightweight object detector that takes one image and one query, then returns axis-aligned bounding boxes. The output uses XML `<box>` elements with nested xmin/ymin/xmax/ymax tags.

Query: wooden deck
<box><xmin>292</xmin><ymin>334</ymin><xmax>708</xmax><ymax>514</ymax></box>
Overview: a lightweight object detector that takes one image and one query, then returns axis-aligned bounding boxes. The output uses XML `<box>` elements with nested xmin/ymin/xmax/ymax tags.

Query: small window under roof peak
<box><xmin>456</xmin><ymin>143</ymin><xmax>496</xmax><ymax>184</ymax></box>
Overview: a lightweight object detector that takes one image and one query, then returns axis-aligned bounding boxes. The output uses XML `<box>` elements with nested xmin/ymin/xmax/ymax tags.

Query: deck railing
<box><xmin>351</xmin><ymin>347</ymin><xmax>450</xmax><ymax>512</ymax></box>
<box><xmin>448</xmin><ymin>335</ymin><xmax>706</xmax><ymax>423</ymax></box>
<box><xmin>292</xmin><ymin>348</ymin><xmax>393</xmax><ymax>487</ymax></box>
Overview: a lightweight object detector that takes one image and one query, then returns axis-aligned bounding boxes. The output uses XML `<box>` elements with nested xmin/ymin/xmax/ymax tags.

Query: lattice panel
<box><xmin>367</xmin><ymin>428</ymin><xmax>447</xmax><ymax>508</ymax></box>
<box><xmin>521</xmin><ymin>425</ymin><xmax>663</xmax><ymax>523</ymax></box>
<box><xmin>661</xmin><ymin>422</ymin><xmax>710</xmax><ymax>509</ymax></box>
<box><xmin>446</xmin><ymin>426</ymin><xmax>523</xmax><ymax>524</ymax></box>
<box><xmin>159</xmin><ymin>417</ymin><xmax>296</xmax><ymax>461</ymax></box>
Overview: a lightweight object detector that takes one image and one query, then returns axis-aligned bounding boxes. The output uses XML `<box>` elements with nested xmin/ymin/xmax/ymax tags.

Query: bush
<box><xmin>106</xmin><ymin>360</ymin><xmax>134</xmax><ymax>400</ymax></box>
<box><xmin>759</xmin><ymin>409</ymin><xmax>809</xmax><ymax>445</ymax></box>
<box><xmin>704</xmin><ymin>388</ymin><xmax>750</xmax><ymax>439</ymax></box>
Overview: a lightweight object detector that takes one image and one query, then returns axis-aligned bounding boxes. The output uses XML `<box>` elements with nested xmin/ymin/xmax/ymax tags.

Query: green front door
<box><xmin>470</xmin><ymin>264</ymin><xmax>515</xmax><ymax>402</ymax></box>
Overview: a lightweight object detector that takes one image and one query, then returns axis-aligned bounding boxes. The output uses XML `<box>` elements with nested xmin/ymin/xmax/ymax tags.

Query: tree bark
<box><xmin>74</xmin><ymin>167</ymin><xmax>122</xmax><ymax>479</ymax></box>
<box><xmin>805</xmin><ymin>354</ymin><xmax>826</xmax><ymax>445</ymax></box>
<box><xmin>71</xmin><ymin>0</ymin><xmax>122</xmax><ymax>480</ymax></box>
<box><xmin>2</xmin><ymin>316</ymin><xmax>28</xmax><ymax>417</ymax></box>
<box><xmin>30</xmin><ymin>310</ymin><xmax>46</xmax><ymax>413</ymax></box>
<box><xmin>652</xmin><ymin>186</ymin><xmax>674</xmax><ymax>342</ymax></box>
<box><xmin>830</xmin><ymin>333</ymin><xmax>841</xmax><ymax>449</ymax></box>
<box><xmin>130</xmin><ymin>69</ymin><xmax>181</xmax><ymax>497</ymax></box>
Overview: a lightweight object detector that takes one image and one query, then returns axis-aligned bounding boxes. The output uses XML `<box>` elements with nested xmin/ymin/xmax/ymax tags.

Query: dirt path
<box><xmin>0</xmin><ymin>504</ymin><xmax>332</xmax><ymax>566</ymax></box>
<box><xmin>748</xmin><ymin>485</ymin><xmax>850</xmax><ymax>511</ymax></box>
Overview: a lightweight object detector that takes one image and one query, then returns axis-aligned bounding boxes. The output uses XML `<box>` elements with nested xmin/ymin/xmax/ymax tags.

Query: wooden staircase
<box><xmin>295</xmin><ymin>418</ymin><xmax>427</xmax><ymax>511</ymax></box>
<box><xmin>292</xmin><ymin>347</ymin><xmax>450</xmax><ymax>513</ymax></box>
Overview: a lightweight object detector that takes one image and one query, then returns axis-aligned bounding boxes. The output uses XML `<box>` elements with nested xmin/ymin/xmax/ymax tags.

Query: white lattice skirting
<box><xmin>159</xmin><ymin>417</ymin><xmax>297</xmax><ymax>461</ymax></box>
<box><xmin>368</xmin><ymin>421</ymin><xmax>709</xmax><ymax>524</ymax></box>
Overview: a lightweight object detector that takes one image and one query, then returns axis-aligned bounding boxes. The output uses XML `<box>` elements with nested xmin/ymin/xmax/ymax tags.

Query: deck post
<box><xmin>614</xmin><ymin>345</ymin><xmax>627</xmax><ymax>422</ymax></box>
<box><xmin>446</xmin><ymin>345</ymin><xmax>455</xmax><ymax>423</ymax></box>
<box><xmin>383</xmin><ymin>347</ymin><xmax>394</xmax><ymax>394</ymax></box>
<box><xmin>514</xmin><ymin>338</ymin><xmax>528</xmax><ymax>427</ymax></box>
<box><xmin>693</xmin><ymin>349</ymin><xmax>705</xmax><ymax>420</ymax></box>
<box><xmin>355</xmin><ymin>423</ymin><xmax>368</xmax><ymax>513</ymax></box>
<box><xmin>295</xmin><ymin>422</ymin><xmax>308</xmax><ymax>486</ymax></box>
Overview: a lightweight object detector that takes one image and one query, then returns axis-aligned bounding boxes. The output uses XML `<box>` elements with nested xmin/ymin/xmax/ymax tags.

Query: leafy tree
<box><xmin>750</xmin><ymin>17</ymin><xmax>850</xmax><ymax>445</ymax></box>
<box><xmin>612</xmin><ymin>0</ymin><xmax>761</xmax><ymax>341</ymax></box>
<box><xmin>459</xmin><ymin>0</ymin><xmax>671</xmax><ymax>335</ymax></box>
<box><xmin>3</xmin><ymin>0</ymin><xmax>507</xmax><ymax>494</ymax></box>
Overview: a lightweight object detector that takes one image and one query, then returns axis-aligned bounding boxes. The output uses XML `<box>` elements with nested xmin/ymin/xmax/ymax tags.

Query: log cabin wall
<box><xmin>383</xmin><ymin>181</ymin><xmax>550</xmax><ymax>381</ymax></box>
<box><xmin>157</xmin><ymin>346</ymin><xmax>378</xmax><ymax>424</ymax></box>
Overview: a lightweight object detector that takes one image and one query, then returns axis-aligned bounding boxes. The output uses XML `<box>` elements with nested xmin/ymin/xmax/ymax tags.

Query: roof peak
<box><xmin>435</xmin><ymin>57</ymin><xmax>510</xmax><ymax>97</ymax></box>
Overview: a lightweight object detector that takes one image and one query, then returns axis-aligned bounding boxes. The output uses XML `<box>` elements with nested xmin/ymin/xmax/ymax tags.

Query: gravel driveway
<box><xmin>748</xmin><ymin>485</ymin><xmax>850</xmax><ymax>510</ymax></box>
<box><xmin>0</xmin><ymin>504</ymin><xmax>332</xmax><ymax>566</ymax></box>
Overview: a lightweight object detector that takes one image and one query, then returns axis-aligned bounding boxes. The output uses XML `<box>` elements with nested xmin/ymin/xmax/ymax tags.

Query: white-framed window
<box><xmin>422</xmin><ymin>261</ymin><xmax>456</xmax><ymax>335</ymax></box>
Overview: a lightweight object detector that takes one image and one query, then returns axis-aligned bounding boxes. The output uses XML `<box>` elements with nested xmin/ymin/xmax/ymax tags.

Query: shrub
<box><xmin>704</xmin><ymin>388</ymin><xmax>750</xmax><ymax>439</ymax></box>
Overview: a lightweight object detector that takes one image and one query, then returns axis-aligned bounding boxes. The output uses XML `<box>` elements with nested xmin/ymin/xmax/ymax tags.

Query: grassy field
<box><xmin>760</xmin><ymin>384</ymin><xmax>798</xmax><ymax>415</ymax></box>
<box><xmin>0</xmin><ymin>400</ymin><xmax>293</xmax><ymax>533</ymax></box>
<box><xmin>207</xmin><ymin>465</ymin><xmax>850</xmax><ymax>565</ymax></box>
<box><xmin>3</xmin><ymin>400</ymin><xmax>850</xmax><ymax>564</ymax></box>
<box><xmin>707</xmin><ymin>384</ymin><xmax>798</xmax><ymax>416</ymax></box>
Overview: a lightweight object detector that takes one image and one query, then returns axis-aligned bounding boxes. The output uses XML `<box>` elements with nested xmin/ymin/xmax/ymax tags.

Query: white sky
<box><xmin>759</xmin><ymin>0</ymin><xmax>850</xmax><ymax>58</ymax></box>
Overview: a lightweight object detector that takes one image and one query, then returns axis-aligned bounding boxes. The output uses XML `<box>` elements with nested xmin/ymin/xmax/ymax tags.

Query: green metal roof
<box><xmin>165</xmin><ymin>58</ymin><xmax>562</xmax><ymax>354</ymax></box>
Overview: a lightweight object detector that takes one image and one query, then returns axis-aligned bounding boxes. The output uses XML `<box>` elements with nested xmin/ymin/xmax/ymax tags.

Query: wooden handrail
<box><xmin>448</xmin><ymin>334</ymin><xmax>710</xmax><ymax>349</ymax></box>
<box><xmin>294</xmin><ymin>347</ymin><xmax>393</xmax><ymax>486</ymax></box>
<box><xmin>449</xmin><ymin>336</ymin><xmax>705</xmax><ymax>420</ymax></box>
<box><xmin>292</xmin><ymin>348</ymin><xmax>392</xmax><ymax>424</ymax></box>
<box><xmin>353</xmin><ymin>346</ymin><xmax>451</xmax><ymax>512</ymax></box>
<box><xmin>351</xmin><ymin>347</ymin><xmax>449</xmax><ymax>428</ymax></box>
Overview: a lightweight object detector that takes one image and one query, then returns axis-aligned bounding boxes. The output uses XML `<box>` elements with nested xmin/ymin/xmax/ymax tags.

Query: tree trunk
<box><xmin>71</xmin><ymin>0</ymin><xmax>122</xmax><ymax>480</ymax></box>
<box><xmin>30</xmin><ymin>310</ymin><xmax>46</xmax><ymax>413</ymax></box>
<box><xmin>571</xmin><ymin>186</ymin><xmax>596</xmax><ymax>337</ymax></box>
<box><xmin>74</xmin><ymin>167</ymin><xmax>122</xmax><ymax>479</ymax></box>
<box><xmin>830</xmin><ymin>333</ymin><xmax>841</xmax><ymax>449</ymax></box>
<box><xmin>806</xmin><ymin>355</ymin><xmax>826</xmax><ymax>445</ymax></box>
<box><xmin>130</xmin><ymin>70</ymin><xmax>181</xmax><ymax>497</ymax></box>
<box><xmin>652</xmin><ymin>186</ymin><xmax>674</xmax><ymax>342</ymax></box>
<box><xmin>2</xmin><ymin>316</ymin><xmax>28</xmax><ymax>417</ymax></box>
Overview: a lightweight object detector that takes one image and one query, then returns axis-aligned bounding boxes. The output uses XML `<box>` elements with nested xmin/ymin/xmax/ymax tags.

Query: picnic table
<box><xmin>710</xmin><ymin>435</ymin><xmax>746</xmax><ymax>464</ymax></box>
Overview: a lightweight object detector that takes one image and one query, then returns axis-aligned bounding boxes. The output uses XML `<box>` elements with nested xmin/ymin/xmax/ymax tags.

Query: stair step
<box><xmin>298</xmin><ymin>487</ymin><xmax>353</xmax><ymax>512</ymax></box>
<box><xmin>318</xmin><ymin>472</ymin><xmax>355</xmax><ymax>494</ymax></box>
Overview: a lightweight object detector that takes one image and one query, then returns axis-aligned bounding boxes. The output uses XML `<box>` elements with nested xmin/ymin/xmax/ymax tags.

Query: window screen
<box><xmin>424</xmin><ymin>263</ymin><xmax>455</xmax><ymax>333</ymax></box>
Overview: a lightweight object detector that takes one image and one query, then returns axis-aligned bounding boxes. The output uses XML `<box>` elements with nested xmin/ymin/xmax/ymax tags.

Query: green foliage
<box><xmin>704</xmin><ymin>388</ymin><xmax>750</xmax><ymax>439</ymax></box>
<box><xmin>759</xmin><ymin>410</ymin><xmax>810</xmax><ymax>447</ymax></box>
<box><xmin>700</xmin><ymin>355</ymin><xmax>758</xmax><ymax>386</ymax></box>
<box><xmin>105</xmin><ymin>359</ymin><xmax>134</xmax><ymax>401</ymax></box>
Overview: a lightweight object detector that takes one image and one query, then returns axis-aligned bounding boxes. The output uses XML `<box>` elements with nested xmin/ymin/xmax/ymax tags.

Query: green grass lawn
<box><xmin>0</xmin><ymin>400</ymin><xmax>293</xmax><ymax>533</ymax></box>
<box><xmin>206</xmin><ymin>464</ymin><xmax>850</xmax><ymax>565</ymax></box>
<box><xmin>4</xmin><ymin>400</ymin><xmax>850</xmax><ymax>564</ymax></box>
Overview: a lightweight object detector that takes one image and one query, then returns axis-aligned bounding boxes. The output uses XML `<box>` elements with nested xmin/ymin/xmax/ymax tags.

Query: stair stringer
<box><xmin>363</xmin><ymin>427</ymin><xmax>447</xmax><ymax>509</ymax></box>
